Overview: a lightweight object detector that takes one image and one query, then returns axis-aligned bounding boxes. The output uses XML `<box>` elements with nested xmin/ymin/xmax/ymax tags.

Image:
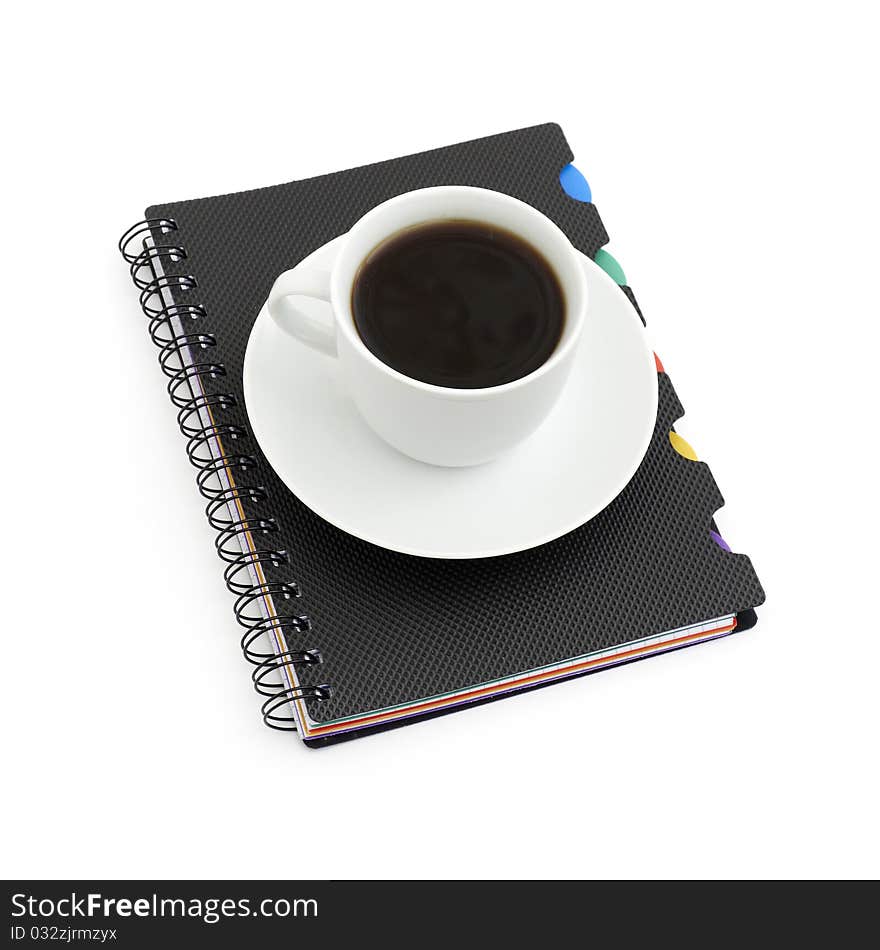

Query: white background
<box><xmin>2</xmin><ymin>1</ymin><xmax>878</xmax><ymax>880</ymax></box>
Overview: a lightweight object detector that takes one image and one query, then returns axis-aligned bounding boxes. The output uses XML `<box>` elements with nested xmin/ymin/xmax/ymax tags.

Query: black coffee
<box><xmin>351</xmin><ymin>220</ymin><xmax>565</xmax><ymax>389</ymax></box>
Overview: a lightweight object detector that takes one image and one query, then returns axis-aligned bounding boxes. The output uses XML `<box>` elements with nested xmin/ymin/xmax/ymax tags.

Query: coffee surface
<box><xmin>351</xmin><ymin>220</ymin><xmax>565</xmax><ymax>388</ymax></box>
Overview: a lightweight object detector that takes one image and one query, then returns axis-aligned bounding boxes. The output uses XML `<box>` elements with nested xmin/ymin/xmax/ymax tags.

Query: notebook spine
<box><xmin>119</xmin><ymin>220</ymin><xmax>330</xmax><ymax>731</ymax></box>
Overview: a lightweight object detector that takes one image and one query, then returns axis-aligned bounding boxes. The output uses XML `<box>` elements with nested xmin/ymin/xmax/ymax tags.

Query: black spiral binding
<box><xmin>119</xmin><ymin>220</ymin><xmax>331</xmax><ymax>731</ymax></box>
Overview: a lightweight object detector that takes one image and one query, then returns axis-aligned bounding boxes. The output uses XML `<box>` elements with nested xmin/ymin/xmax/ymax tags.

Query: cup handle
<box><xmin>266</xmin><ymin>266</ymin><xmax>337</xmax><ymax>357</ymax></box>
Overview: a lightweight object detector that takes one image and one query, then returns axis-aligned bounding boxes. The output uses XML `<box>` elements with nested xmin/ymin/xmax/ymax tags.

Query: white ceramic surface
<box><xmin>265</xmin><ymin>186</ymin><xmax>588</xmax><ymax>466</ymax></box>
<box><xmin>245</xmin><ymin>237</ymin><xmax>658</xmax><ymax>559</ymax></box>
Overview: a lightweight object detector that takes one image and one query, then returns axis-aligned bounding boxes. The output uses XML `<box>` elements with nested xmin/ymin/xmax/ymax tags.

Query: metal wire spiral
<box><xmin>119</xmin><ymin>219</ymin><xmax>329</xmax><ymax>731</ymax></box>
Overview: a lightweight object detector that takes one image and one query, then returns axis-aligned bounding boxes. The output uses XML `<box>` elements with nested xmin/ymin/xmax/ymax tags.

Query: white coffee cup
<box><xmin>266</xmin><ymin>186</ymin><xmax>588</xmax><ymax>467</ymax></box>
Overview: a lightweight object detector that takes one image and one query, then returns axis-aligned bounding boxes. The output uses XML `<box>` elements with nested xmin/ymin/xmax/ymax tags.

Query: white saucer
<box><xmin>244</xmin><ymin>237</ymin><xmax>658</xmax><ymax>559</ymax></box>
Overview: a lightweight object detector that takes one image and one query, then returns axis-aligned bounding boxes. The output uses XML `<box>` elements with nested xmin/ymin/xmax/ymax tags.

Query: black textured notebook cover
<box><xmin>122</xmin><ymin>124</ymin><xmax>764</xmax><ymax>745</ymax></box>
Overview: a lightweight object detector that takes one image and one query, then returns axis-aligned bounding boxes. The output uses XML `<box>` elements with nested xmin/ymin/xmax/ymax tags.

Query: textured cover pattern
<box><xmin>142</xmin><ymin>124</ymin><xmax>763</xmax><ymax>727</ymax></box>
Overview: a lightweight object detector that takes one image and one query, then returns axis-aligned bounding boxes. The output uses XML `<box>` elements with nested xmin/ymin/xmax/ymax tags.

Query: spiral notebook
<box><xmin>118</xmin><ymin>124</ymin><xmax>764</xmax><ymax>746</ymax></box>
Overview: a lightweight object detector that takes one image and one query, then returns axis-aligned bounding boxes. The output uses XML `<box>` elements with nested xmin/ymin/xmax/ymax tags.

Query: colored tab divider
<box><xmin>669</xmin><ymin>430</ymin><xmax>698</xmax><ymax>462</ymax></box>
<box><xmin>594</xmin><ymin>248</ymin><xmax>627</xmax><ymax>285</ymax></box>
<box><xmin>709</xmin><ymin>530</ymin><xmax>731</xmax><ymax>553</ymax></box>
<box><xmin>559</xmin><ymin>163</ymin><xmax>592</xmax><ymax>203</ymax></box>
